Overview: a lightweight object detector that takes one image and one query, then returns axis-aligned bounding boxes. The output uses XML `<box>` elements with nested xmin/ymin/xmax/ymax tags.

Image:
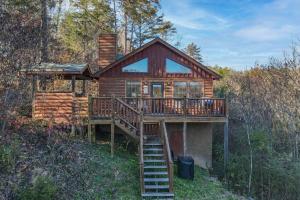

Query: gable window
<box><xmin>126</xmin><ymin>80</ymin><xmax>141</xmax><ymax>97</ymax></box>
<box><xmin>166</xmin><ymin>58</ymin><xmax>191</xmax><ymax>73</ymax></box>
<box><xmin>122</xmin><ymin>58</ymin><xmax>148</xmax><ymax>72</ymax></box>
<box><xmin>173</xmin><ymin>82</ymin><xmax>203</xmax><ymax>98</ymax></box>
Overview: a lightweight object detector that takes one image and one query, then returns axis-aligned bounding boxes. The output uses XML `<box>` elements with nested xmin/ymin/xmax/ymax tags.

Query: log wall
<box><xmin>98</xmin><ymin>42</ymin><xmax>214</xmax><ymax>97</ymax></box>
<box><xmin>33</xmin><ymin>92</ymin><xmax>88</xmax><ymax>124</ymax></box>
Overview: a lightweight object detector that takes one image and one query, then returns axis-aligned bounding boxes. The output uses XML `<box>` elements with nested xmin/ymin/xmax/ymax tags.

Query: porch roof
<box><xmin>22</xmin><ymin>63</ymin><xmax>95</xmax><ymax>80</ymax></box>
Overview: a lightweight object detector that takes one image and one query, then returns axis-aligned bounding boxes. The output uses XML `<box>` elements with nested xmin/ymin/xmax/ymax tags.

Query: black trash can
<box><xmin>177</xmin><ymin>156</ymin><xmax>194</xmax><ymax>180</ymax></box>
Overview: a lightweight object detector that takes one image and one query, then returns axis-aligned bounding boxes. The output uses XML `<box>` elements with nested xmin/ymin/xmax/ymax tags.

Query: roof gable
<box><xmin>95</xmin><ymin>38</ymin><xmax>221</xmax><ymax>80</ymax></box>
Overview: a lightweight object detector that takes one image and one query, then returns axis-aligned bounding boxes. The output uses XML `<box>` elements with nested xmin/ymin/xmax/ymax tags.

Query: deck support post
<box><xmin>82</xmin><ymin>79</ymin><xmax>87</xmax><ymax>96</ymax></box>
<box><xmin>71</xmin><ymin>125</ymin><xmax>75</xmax><ymax>137</ymax></box>
<box><xmin>88</xmin><ymin>123</ymin><xmax>92</xmax><ymax>142</ymax></box>
<box><xmin>224</xmin><ymin>119</ymin><xmax>229</xmax><ymax>182</ymax></box>
<box><xmin>111</xmin><ymin>122</ymin><xmax>115</xmax><ymax>157</ymax></box>
<box><xmin>31</xmin><ymin>75</ymin><xmax>37</xmax><ymax>98</ymax></box>
<box><xmin>92</xmin><ymin>125</ymin><xmax>96</xmax><ymax>143</ymax></box>
<box><xmin>111</xmin><ymin>95</ymin><xmax>115</xmax><ymax>157</ymax></box>
<box><xmin>183</xmin><ymin>121</ymin><xmax>187</xmax><ymax>156</ymax></box>
<box><xmin>88</xmin><ymin>95</ymin><xmax>92</xmax><ymax>143</ymax></box>
<box><xmin>71</xmin><ymin>75</ymin><xmax>76</xmax><ymax>93</ymax></box>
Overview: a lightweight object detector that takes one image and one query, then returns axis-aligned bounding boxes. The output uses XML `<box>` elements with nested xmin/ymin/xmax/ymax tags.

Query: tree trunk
<box><xmin>41</xmin><ymin>0</ymin><xmax>48</xmax><ymax>62</ymax></box>
<box><xmin>246</xmin><ymin>124</ymin><xmax>253</xmax><ymax>197</ymax></box>
<box><xmin>124</xmin><ymin>13</ymin><xmax>128</xmax><ymax>54</ymax></box>
<box><xmin>113</xmin><ymin>0</ymin><xmax>117</xmax><ymax>33</ymax></box>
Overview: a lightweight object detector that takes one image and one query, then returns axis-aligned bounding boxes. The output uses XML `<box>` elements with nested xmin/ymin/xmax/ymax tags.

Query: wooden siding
<box><xmin>99</xmin><ymin>78</ymin><xmax>125</xmax><ymax>97</ymax></box>
<box><xmin>98</xmin><ymin>77</ymin><xmax>212</xmax><ymax>98</ymax></box>
<box><xmin>98</xmin><ymin>42</ymin><xmax>214</xmax><ymax>98</ymax></box>
<box><xmin>33</xmin><ymin>92</ymin><xmax>88</xmax><ymax>124</ymax></box>
<box><xmin>99</xmin><ymin>43</ymin><xmax>213</xmax><ymax>79</ymax></box>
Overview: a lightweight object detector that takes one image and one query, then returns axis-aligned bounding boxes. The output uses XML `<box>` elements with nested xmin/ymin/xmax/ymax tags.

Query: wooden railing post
<box><xmin>112</xmin><ymin>95</ymin><xmax>116</xmax><ymax>119</ymax></box>
<box><xmin>184</xmin><ymin>96</ymin><xmax>188</xmax><ymax>116</ymax></box>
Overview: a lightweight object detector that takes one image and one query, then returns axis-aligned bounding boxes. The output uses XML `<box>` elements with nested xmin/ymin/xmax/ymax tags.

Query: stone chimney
<box><xmin>98</xmin><ymin>34</ymin><xmax>117</xmax><ymax>69</ymax></box>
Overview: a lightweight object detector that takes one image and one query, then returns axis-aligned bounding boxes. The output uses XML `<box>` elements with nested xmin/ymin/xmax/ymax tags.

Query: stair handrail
<box><xmin>160</xmin><ymin>120</ymin><xmax>174</xmax><ymax>192</ymax></box>
<box><xmin>115</xmin><ymin>98</ymin><xmax>140</xmax><ymax>114</ymax></box>
<box><xmin>114</xmin><ymin>97</ymin><xmax>141</xmax><ymax>133</ymax></box>
<box><xmin>139</xmin><ymin>106</ymin><xmax>144</xmax><ymax>194</ymax></box>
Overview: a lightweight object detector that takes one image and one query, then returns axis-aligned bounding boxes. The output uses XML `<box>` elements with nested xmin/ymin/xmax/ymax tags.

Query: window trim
<box><xmin>122</xmin><ymin>58</ymin><xmax>149</xmax><ymax>73</ymax></box>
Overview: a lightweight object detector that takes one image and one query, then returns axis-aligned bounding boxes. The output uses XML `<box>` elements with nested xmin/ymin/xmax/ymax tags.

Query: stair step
<box><xmin>144</xmin><ymin>154</ymin><xmax>164</xmax><ymax>157</ymax></box>
<box><xmin>144</xmin><ymin>160</ymin><xmax>165</xmax><ymax>163</ymax></box>
<box><xmin>144</xmin><ymin>185</ymin><xmax>169</xmax><ymax>189</ymax></box>
<box><xmin>144</xmin><ymin>148</ymin><xmax>163</xmax><ymax>151</ymax></box>
<box><xmin>144</xmin><ymin>165</ymin><xmax>167</xmax><ymax>169</ymax></box>
<box><xmin>144</xmin><ymin>143</ymin><xmax>162</xmax><ymax>146</ymax></box>
<box><xmin>142</xmin><ymin>192</ymin><xmax>174</xmax><ymax>197</ymax></box>
<box><xmin>144</xmin><ymin>171</ymin><xmax>168</xmax><ymax>175</ymax></box>
<box><xmin>144</xmin><ymin>178</ymin><xmax>169</xmax><ymax>182</ymax></box>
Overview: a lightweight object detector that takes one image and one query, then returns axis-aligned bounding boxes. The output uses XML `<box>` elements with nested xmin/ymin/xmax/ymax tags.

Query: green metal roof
<box><xmin>27</xmin><ymin>63</ymin><xmax>88</xmax><ymax>73</ymax></box>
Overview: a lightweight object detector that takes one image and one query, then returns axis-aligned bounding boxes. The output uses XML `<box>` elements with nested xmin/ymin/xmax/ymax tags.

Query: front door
<box><xmin>151</xmin><ymin>82</ymin><xmax>164</xmax><ymax>113</ymax></box>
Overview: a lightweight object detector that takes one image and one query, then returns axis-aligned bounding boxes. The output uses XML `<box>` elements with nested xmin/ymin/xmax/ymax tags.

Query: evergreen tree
<box><xmin>184</xmin><ymin>42</ymin><xmax>203</xmax><ymax>63</ymax></box>
<box><xmin>114</xmin><ymin>0</ymin><xmax>176</xmax><ymax>53</ymax></box>
<box><xmin>59</xmin><ymin>0</ymin><xmax>114</xmax><ymax>61</ymax></box>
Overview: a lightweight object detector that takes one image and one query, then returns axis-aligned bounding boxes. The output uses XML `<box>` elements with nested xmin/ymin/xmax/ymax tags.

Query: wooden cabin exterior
<box><xmin>27</xmin><ymin>34</ymin><xmax>228</xmax><ymax>199</ymax></box>
<box><xmin>25</xmin><ymin>63</ymin><xmax>93</xmax><ymax>125</ymax></box>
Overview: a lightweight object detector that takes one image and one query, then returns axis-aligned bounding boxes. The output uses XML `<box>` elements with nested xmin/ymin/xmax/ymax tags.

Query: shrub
<box><xmin>0</xmin><ymin>146</ymin><xmax>13</xmax><ymax>171</ymax></box>
<box><xmin>0</xmin><ymin>136</ymin><xmax>20</xmax><ymax>172</ymax></box>
<box><xmin>18</xmin><ymin>176</ymin><xmax>57</xmax><ymax>200</ymax></box>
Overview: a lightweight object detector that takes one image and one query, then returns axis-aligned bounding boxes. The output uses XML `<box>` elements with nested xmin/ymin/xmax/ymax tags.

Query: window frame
<box><xmin>122</xmin><ymin>58</ymin><xmax>149</xmax><ymax>73</ymax></box>
<box><xmin>173</xmin><ymin>81</ymin><xmax>204</xmax><ymax>98</ymax></box>
<box><xmin>173</xmin><ymin>82</ymin><xmax>188</xmax><ymax>98</ymax></box>
<box><xmin>165</xmin><ymin>58</ymin><xmax>192</xmax><ymax>74</ymax></box>
<box><xmin>125</xmin><ymin>80</ymin><xmax>142</xmax><ymax>97</ymax></box>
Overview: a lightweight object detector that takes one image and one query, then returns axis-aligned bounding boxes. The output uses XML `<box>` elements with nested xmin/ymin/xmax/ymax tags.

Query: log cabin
<box><xmin>26</xmin><ymin>34</ymin><xmax>228</xmax><ymax>199</ymax></box>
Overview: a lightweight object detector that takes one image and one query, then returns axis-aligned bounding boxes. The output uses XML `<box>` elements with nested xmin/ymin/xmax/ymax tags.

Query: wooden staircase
<box><xmin>112</xmin><ymin>98</ymin><xmax>174</xmax><ymax>199</ymax></box>
<box><xmin>142</xmin><ymin>136</ymin><xmax>174</xmax><ymax>199</ymax></box>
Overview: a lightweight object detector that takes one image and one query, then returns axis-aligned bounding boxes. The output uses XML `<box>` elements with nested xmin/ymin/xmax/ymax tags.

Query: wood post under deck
<box><xmin>88</xmin><ymin>95</ymin><xmax>92</xmax><ymax>143</ymax></box>
<box><xmin>183</xmin><ymin>121</ymin><xmax>187</xmax><ymax>156</ymax></box>
<box><xmin>111</xmin><ymin>121</ymin><xmax>115</xmax><ymax>157</ymax></box>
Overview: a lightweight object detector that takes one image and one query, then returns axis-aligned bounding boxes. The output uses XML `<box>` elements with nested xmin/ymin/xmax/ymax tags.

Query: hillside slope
<box><xmin>0</xmin><ymin>127</ymin><xmax>242</xmax><ymax>200</ymax></box>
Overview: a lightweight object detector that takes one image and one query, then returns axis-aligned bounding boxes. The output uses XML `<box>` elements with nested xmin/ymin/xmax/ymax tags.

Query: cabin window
<box><xmin>166</xmin><ymin>59</ymin><xmax>191</xmax><ymax>73</ymax></box>
<box><xmin>189</xmin><ymin>82</ymin><xmax>203</xmax><ymax>98</ymax></box>
<box><xmin>173</xmin><ymin>82</ymin><xmax>203</xmax><ymax>98</ymax></box>
<box><xmin>174</xmin><ymin>82</ymin><xmax>187</xmax><ymax>98</ymax></box>
<box><xmin>122</xmin><ymin>58</ymin><xmax>148</xmax><ymax>72</ymax></box>
<box><xmin>126</xmin><ymin>80</ymin><xmax>141</xmax><ymax>97</ymax></box>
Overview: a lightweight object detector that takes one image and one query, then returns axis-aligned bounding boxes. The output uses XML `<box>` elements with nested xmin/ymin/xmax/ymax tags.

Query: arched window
<box><xmin>122</xmin><ymin>58</ymin><xmax>148</xmax><ymax>72</ymax></box>
<box><xmin>166</xmin><ymin>58</ymin><xmax>191</xmax><ymax>73</ymax></box>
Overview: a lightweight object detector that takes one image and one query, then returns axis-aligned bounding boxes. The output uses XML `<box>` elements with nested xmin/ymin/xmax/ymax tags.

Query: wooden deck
<box><xmin>89</xmin><ymin>97</ymin><xmax>227</xmax><ymax>123</ymax></box>
<box><xmin>32</xmin><ymin>94</ymin><xmax>227</xmax><ymax>124</ymax></box>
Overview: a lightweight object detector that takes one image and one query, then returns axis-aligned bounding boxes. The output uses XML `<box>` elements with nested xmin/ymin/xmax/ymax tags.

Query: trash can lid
<box><xmin>178</xmin><ymin>156</ymin><xmax>194</xmax><ymax>162</ymax></box>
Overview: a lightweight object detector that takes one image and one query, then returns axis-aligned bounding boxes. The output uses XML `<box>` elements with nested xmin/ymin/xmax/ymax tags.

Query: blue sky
<box><xmin>161</xmin><ymin>0</ymin><xmax>300</xmax><ymax>70</ymax></box>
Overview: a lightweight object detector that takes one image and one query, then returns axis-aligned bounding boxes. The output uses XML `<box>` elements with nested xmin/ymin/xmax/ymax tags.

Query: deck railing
<box><xmin>90</xmin><ymin>97</ymin><xmax>113</xmax><ymax>118</ymax></box>
<box><xmin>160</xmin><ymin>120</ymin><xmax>173</xmax><ymax>192</ymax></box>
<box><xmin>90</xmin><ymin>97</ymin><xmax>226</xmax><ymax>119</ymax></box>
<box><xmin>114</xmin><ymin>98</ymin><xmax>141</xmax><ymax>131</ymax></box>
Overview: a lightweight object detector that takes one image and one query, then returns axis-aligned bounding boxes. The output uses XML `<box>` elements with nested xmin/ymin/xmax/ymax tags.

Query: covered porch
<box><xmin>23</xmin><ymin>63</ymin><xmax>95</xmax><ymax>124</ymax></box>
